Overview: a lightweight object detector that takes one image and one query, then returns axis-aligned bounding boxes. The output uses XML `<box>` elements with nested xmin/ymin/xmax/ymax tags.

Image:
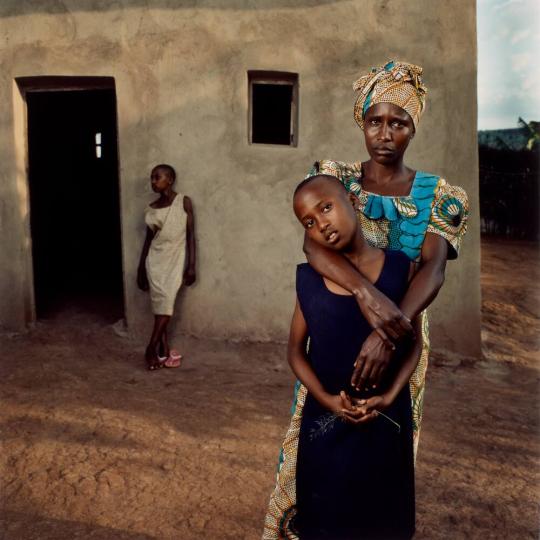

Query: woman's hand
<box><xmin>137</xmin><ymin>266</ymin><xmax>149</xmax><ymax>291</ymax></box>
<box><xmin>354</xmin><ymin>283</ymin><xmax>412</xmax><ymax>343</ymax></box>
<box><xmin>351</xmin><ymin>330</ymin><xmax>394</xmax><ymax>391</ymax></box>
<box><xmin>183</xmin><ymin>267</ymin><xmax>196</xmax><ymax>286</ymax></box>
<box><xmin>303</xmin><ymin>234</ymin><xmax>412</xmax><ymax>343</ymax></box>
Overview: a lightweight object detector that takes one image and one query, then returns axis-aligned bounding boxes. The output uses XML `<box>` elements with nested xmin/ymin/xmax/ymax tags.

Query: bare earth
<box><xmin>1</xmin><ymin>238</ymin><xmax>539</xmax><ymax>540</ymax></box>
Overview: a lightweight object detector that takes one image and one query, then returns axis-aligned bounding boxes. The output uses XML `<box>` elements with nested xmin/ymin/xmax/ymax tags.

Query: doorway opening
<box><xmin>20</xmin><ymin>77</ymin><xmax>125</xmax><ymax>323</ymax></box>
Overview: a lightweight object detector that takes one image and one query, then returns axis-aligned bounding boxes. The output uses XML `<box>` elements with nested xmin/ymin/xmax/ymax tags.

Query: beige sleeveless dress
<box><xmin>144</xmin><ymin>194</ymin><xmax>187</xmax><ymax>316</ymax></box>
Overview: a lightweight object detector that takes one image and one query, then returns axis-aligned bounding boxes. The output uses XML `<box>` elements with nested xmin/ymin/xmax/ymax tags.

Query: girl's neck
<box><xmin>342</xmin><ymin>230</ymin><xmax>379</xmax><ymax>270</ymax></box>
<box><xmin>160</xmin><ymin>189</ymin><xmax>177</xmax><ymax>203</ymax></box>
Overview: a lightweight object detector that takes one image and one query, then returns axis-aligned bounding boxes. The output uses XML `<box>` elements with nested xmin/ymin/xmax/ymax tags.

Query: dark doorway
<box><xmin>26</xmin><ymin>87</ymin><xmax>124</xmax><ymax>322</ymax></box>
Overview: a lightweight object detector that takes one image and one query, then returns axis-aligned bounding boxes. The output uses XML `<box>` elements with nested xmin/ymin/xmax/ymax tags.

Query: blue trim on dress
<box><xmin>358</xmin><ymin>171</ymin><xmax>439</xmax><ymax>260</ymax></box>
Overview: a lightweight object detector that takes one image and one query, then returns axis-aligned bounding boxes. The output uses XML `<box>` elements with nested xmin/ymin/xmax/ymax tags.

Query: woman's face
<box><xmin>363</xmin><ymin>102</ymin><xmax>415</xmax><ymax>165</ymax></box>
<box><xmin>294</xmin><ymin>178</ymin><xmax>360</xmax><ymax>252</ymax></box>
<box><xmin>150</xmin><ymin>167</ymin><xmax>173</xmax><ymax>193</ymax></box>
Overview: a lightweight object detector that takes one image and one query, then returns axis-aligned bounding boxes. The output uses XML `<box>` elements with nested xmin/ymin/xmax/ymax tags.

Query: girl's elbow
<box><xmin>287</xmin><ymin>354</ymin><xmax>298</xmax><ymax>372</ymax></box>
<box><xmin>287</xmin><ymin>344</ymin><xmax>303</xmax><ymax>368</ymax></box>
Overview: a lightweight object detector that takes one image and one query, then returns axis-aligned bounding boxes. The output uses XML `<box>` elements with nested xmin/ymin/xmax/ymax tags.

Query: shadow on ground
<box><xmin>1</xmin><ymin>239</ymin><xmax>538</xmax><ymax>539</ymax></box>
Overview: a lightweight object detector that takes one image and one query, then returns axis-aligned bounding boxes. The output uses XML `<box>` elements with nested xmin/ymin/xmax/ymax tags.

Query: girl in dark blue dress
<box><xmin>287</xmin><ymin>174</ymin><xmax>422</xmax><ymax>539</ymax></box>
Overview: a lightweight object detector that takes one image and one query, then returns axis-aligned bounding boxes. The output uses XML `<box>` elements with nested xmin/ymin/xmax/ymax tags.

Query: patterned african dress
<box><xmin>263</xmin><ymin>160</ymin><xmax>469</xmax><ymax>540</ymax></box>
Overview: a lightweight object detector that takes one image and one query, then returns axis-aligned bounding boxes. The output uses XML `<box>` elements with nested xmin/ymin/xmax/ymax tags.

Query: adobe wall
<box><xmin>0</xmin><ymin>0</ymin><xmax>481</xmax><ymax>356</ymax></box>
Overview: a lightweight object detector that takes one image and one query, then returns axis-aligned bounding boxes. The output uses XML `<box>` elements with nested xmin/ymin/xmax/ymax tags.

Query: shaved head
<box><xmin>293</xmin><ymin>174</ymin><xmax>347</xmax><ymax>200</ymax></box>
<box><xmin>152</xmin><ymin>163</ymin><xmax>176</xmax><ymax>182</ymax></box>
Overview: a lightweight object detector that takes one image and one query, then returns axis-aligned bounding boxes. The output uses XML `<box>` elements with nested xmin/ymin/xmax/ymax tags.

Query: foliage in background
<box><xmin>517</xmin><ymin>118</ymin><xmax>540</xmax><ymax>151</ymax></box>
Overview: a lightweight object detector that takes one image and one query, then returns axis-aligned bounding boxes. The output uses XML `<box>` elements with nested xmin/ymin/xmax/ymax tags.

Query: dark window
<box><xmin>248</xmin><ymin>71</ymin><xmax>298</xmax><ymax>146</ymax></box>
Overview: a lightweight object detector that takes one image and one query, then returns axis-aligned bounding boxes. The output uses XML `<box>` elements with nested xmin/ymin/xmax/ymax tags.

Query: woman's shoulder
<box><xmin>432</xmin><ymin>177</ymin><xmax>469</xmax><ymax>201</ymax></box>
<box><xmin>308</xmin><ymin>160</ymin><xmax>362</xmax><ymax>182</ymax></box>
<box><xmin>410</xmin><ymin>173</ymin><xmax>469</xmax><ymax>215</ymax></box>
<box><xmin>414</xmin><ymin>172</ymin><xmax>468</xmax><ymax>198</ymax></box>
<box><xmin>429</xmin><ymin>178</ymin><xmax>469</xmax><ymax>231</ymax></box>
<box><xmin>317</xmin><ymin>159</ymin><xmax>362</xmax><ymax>177</ymax></box>
<box><xmin>424</xmin><ymin>176</ymin><xmax>470</xmax><ymax>259</ymax></box>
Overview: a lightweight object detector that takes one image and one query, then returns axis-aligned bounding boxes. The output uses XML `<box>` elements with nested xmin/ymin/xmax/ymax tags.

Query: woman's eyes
<box><xmin>304</xmin><ymin>219</ymin><xmax>314</xmax><ymax>229</ymax></box>
<box><xmin>322</xmin><ymin>203</ymin><xmax>333</xmax><ymax>213</ymax></box>
<box><xmin>368</xmin><ymin>119</ymin><xmax>404</xmax><ymax>128</ymax></box>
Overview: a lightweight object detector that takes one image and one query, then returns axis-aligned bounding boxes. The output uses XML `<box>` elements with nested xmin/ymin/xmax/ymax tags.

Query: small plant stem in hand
<box><xmin>375</xmin><ymin>410</ymin><xmax>401</xmax><ymax>432</ymax></box>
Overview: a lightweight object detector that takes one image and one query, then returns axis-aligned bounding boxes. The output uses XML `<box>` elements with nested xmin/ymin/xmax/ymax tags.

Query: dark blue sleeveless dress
<box><xmin>292</xmin><ymin>250</ymin><xmax>415</xmax><ymax>540</ymax></box>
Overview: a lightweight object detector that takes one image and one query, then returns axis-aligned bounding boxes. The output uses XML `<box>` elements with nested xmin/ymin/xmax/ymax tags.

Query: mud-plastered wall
<box><xmin>0</xmin><ymin>0</ymin><xmax>481</xmax><ymax>356</ymax></box>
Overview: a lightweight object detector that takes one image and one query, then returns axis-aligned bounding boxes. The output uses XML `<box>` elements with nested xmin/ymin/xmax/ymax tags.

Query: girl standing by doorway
<box><xmin>137</xmin><ymin>164</ymin><xmax>196</xmax><ymax>371</ymax></box>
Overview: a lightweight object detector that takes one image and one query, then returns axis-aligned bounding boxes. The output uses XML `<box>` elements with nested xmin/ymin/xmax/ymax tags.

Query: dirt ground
<box><xmin>1</xmin><ymin>238</ymin><xmax>539</xmax><ymax>540</ymax></box>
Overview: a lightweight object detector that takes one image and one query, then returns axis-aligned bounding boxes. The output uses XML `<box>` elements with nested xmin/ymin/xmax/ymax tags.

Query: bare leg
<box><xmin>159</xmin><ymin>328</ymin><xmax>170</xmax><ymax>358</ymax></box>
<box><xmin>146</xmin><ymin>315</ymin><xmax>171</xmax><ymax>370</ymax></box>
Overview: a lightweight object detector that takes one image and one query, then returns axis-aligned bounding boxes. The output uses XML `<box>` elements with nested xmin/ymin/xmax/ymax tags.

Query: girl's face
<box><xmin>150</xmin><ymin>167</ymin><xmax>173</xmax><ymax>193</ymax></box>
<box><xmin>294</xmin><ymin>178</ymin><xmax>360</xmax><ymax>251</ymax></box>
<box><xmin>363</xmin><ymin>102</ymin><xmax>415</xmax><ymax>165</ymax></box>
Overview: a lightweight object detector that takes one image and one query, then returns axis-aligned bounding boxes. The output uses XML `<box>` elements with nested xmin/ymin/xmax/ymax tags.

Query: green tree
<box><xmin>518</xmin><ymin>117</ymin><xmax>540</xmax><ymax>151</ymax></box>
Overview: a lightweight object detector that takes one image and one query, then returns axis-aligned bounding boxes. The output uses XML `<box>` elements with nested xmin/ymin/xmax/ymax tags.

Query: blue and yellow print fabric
<box><xmin>346</xmin><ymin>171</ymin><xmax>439</xmax><ymax>260</ymax></box>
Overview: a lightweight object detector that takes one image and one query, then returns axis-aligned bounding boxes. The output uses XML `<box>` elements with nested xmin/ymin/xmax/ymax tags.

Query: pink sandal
<box><xmin>163</xmin><ymin>349</ymin><xmax>183</xmax><ymax>368</ymax></box>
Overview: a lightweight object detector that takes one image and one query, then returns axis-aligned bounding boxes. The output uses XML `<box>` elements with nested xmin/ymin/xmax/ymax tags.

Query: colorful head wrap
<box><xmin>353</xmin><ymin>60</ymin><xmax>427</xmax><ymax>130</ymax></box>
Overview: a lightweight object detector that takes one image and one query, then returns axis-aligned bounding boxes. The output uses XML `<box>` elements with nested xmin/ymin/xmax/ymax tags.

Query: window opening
<box><xmin>248</xmin><ymin>71</ymin><xmax>298</xmax><ymax>146</ymax></box>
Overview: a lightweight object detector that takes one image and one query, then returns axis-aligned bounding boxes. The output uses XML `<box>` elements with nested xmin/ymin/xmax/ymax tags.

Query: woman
<box><xmin>263</xmin><ymin>61</ymin><xmax>469</xmax><ymax>539</ymax></box>
<box><xmin>137</xmin><ymin>164</ymin><xmax>196</xmax><ymax>371</ymax></box>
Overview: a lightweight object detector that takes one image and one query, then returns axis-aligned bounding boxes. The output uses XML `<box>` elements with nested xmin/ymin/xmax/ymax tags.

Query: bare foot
<box><xmin>145</xmin><ymin>344</ymin><xmax>163</xmax><ymax>371</ymax></box>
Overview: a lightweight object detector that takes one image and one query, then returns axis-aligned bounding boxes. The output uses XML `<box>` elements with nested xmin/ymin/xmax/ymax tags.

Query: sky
<box><xmin>477</xmin><ymin>0</ymin><xmax>540</xmax><ymax>130</ymax></box>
